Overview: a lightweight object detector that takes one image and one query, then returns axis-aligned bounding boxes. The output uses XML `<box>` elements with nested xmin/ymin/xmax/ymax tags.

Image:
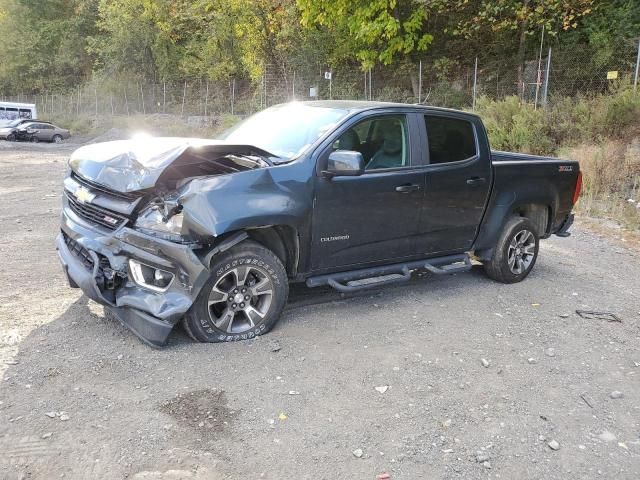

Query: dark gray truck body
<box><xmin>55</xmin><ymin>101</ymin><xmax>580</xmax><ymax>346</ymax></box>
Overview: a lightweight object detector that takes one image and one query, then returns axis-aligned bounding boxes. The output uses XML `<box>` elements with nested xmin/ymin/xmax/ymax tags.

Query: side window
<box><xmin>425</xmin><ymin>116</ymin><xmax>477</xmax><ymax>164</ymax></box>
<box><xmin>334</xmin><ymin>115</ymin><xmax>409</xmax><ymax>171</ymax></box>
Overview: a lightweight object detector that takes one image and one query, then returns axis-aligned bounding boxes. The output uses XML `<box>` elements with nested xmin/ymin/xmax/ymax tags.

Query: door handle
<box><xmin>395</xmin><ymin>184</ymin><xmax>421</xmax><ymax>193</ymax></box>
<box><xmin>466</xmin><ymin>177</ymin><xmax>486</xmax><ymax>186</ymax></box>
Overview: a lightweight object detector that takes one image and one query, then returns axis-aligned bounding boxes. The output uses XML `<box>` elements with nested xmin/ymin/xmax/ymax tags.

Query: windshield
<box><xmin>7</xmin><ymin>119</ymin><xmax>24</xmax><ymax>127</ymax></box>
<box><xmin>220</xmin><ymin>103</ymin><xmax>349</xmax><ymax>161</ymax></box>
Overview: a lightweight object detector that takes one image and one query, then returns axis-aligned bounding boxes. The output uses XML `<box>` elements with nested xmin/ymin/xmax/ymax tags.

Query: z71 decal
<box><xmin>559</xmin><ymin>165</ymin><xmax>573</xmax><ymax>172</ymax></box>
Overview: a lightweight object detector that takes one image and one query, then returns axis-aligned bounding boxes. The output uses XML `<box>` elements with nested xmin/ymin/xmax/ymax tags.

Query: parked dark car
<box><xmin>56</xmin><ymin>101</ymin><xmax>581</xmax><ymax>347</ymax></box>
<box><xmin>1</xmin><ymin>121</ymin><xmax>70</xmax><ymax>142</ymax></box>
<box><xmin>0</xmin><ymin>118</ymin><xmax>34</xmax><ymax>140</ymax></box>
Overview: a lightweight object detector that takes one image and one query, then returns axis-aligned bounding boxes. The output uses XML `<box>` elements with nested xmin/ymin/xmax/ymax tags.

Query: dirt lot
<box><xmin>0</xmin><ymin>142</ymin><xmax>639</xmax><ymax>480</ymax></box>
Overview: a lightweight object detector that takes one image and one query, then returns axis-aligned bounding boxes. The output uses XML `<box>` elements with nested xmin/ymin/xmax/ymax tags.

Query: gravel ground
<box><xmin>0</xmin><ymin>143</ymin><xmax>639</xmax><ymax>480</ymax></box>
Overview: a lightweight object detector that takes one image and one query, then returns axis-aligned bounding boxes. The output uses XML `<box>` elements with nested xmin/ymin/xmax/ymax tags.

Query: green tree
<box><xmin>435</xmin><ymin>0</ymin><xmax>596</xmax><ymax>86</ymax></box>
<box><xmin>0</xmin><ymin>0</ymin><xmax>98</xmax><ymax>93</ymax></box>
<box><xmin>298</xmin><ymin>0</ymin><xmax>433</xmax><ymax>68</ymax></box>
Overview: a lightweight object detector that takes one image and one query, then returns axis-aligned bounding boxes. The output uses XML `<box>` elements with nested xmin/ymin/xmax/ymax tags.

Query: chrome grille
<box><xmin>65</xmin><ymin>190</ymin><xmax>128</xmax><ymax>230</ymax></box>
<box><xmin>71</xmin><ymin>172</ymin><xmax>142</xmax><ymax>201</ymax></box>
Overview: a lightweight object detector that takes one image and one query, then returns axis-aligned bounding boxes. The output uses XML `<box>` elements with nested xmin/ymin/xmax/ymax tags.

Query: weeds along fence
<box><xmin>1</xmin><ymin>42</ymin><xmax>639</xmax><ymax>124</ymax></box>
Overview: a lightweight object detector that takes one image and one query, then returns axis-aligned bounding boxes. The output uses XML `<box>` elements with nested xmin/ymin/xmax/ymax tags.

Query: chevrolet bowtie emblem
<box><xmin>74</xmin><ymin>186</ymin><xmax>95</xmax><ymax>204</ymax></box>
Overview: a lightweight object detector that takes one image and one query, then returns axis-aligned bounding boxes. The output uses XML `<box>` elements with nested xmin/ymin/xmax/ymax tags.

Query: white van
<box><xmin>0</xmin><ymin>102</ymin><xmax>38</xmax><ymax>126</ymax></box>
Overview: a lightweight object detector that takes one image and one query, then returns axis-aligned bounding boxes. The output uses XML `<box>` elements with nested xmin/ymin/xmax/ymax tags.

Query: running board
<box><xmin>306</xmin><ymin>254</ymin><xmax>472</xmax><ymax>293</ymax></box>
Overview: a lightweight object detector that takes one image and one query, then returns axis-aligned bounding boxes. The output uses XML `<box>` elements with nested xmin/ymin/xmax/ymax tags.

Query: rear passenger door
<box><xmin>416</xmin><ymin>114</ymin><xmax>492</xmax><ymax>255</ymax></box>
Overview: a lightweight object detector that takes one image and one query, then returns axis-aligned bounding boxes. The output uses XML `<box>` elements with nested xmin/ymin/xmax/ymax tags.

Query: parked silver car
<box><xmin>0</xmin><ymin>121</ymin><xmax>71</xmax><ymax>143</ymax></box>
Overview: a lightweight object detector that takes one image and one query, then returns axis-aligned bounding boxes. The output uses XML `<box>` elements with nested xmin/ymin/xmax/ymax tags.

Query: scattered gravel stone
<box><xmin>609</xmin><ymin>390</ymin><xmax>623</xmax><ymax>399</ymax></box>
<box><xmin>59</xmin><ymin>413</ymin><xmax>70</xmax><ymax>421</ymax></box>
<box><xmin>375</xmin><ymin>386</ymin><xmax>389</xmax><ymax>394</ymax></box>
<box><xmin>545</xmin><ymin>348</ymin><xmax>556</xmax><ymax>357</ymax></box>
<box><xmin>41</xmin><ymin>432</ymin><xmax>53</xmax><ymax>439</ymax></box>
<box><xmin>288</xmin><ymin>391</ymin><xmax>300</xmax><ymax>395</ymax></box>
<box><xmin>548</xmin><ymin>440</ymin><xmax>560</xmax><ymax>450</ymax></box>
<box><xmin>527</xmin><ymin>358</ymin><xmax>538</xmax><ymax>364</ymax></box>
<box><xmin>480</xmin><ymin>358</ymin><xmax>490</xmax><ymax>368</ymax></box>
<box><xmin>352</xmin><ymin>448</ymin><xmax>363</xmax><ymax>458</ymax></box>
<box><xmin>558</xmin><ymin>313</ymin><xmax>569</xmax><ymax>318</ymax></box>
<box><xmin>476</xmin><ymin>453</ymin><xmax>490</xmax><ymax>463</ymax></box>
<box><xmin>482</xmin><ymin>461</ymin><xmax>491</xmax><ymax>469</ymax></box>
<box><xmin>44</xmin><ymin>412</ymin><xmax>57</xmax><ymax>418</ymax></box>
<box><xmin>599</xmin><ymin>431</ymin><xmax>617</xmax><ymax>442</ymax></box>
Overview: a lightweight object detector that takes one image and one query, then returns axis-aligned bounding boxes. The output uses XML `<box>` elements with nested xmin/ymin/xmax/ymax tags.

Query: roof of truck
<box><xmin>296</xmin><ymin>100</ymin><xmax>480</xmax><ymax>118</ymax></box>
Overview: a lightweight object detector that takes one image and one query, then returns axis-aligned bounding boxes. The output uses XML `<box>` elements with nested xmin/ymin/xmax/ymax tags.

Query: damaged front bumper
<box><xmin>56</xmin><ymin>208</ymin><xmax>209</xmax><ymax>347</ymax></box>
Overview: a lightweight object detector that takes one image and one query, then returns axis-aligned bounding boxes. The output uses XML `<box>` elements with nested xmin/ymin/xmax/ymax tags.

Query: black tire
<box><xmin>483</xmin><ymin>216</ymin><xmax>539</xmax><ymax>284</ymax></box>
<box><xmin>52</xmin><ymin>134</ymin><xmax>63</xmax><ymax>143</ymax></box>
<box><xmin>183</xmin><ymin>240</ymin><xmax>288</xmax><ymax>342</ymax></box>
<box><xmin>6</xmin><ymin>133</ymin><xmax>15</xmax><ymax>141</ymax></box>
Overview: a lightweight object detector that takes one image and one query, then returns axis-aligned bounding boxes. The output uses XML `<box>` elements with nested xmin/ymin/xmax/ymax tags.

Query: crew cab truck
<box><xmin>56</xmin><ymin>101</ymin><xmax>581</xmax><ymax>347</ymax></box>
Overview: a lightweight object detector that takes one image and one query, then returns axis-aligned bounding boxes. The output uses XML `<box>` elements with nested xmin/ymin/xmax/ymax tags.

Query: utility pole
<box><xmin>472</xmin><ymin>57</ymin><xmax>478</xmax><ymax>111</ymax></box>
<box><xmin>181</xmin><ymin>81</ymin><xmax>187</xmax><ymax>116</ymax></box>
<box><xmin>534</xmin><ymin>26</ymin><xmax>545</xmax><ymax>109</ymax></box>
<box><xmin>542</xmin><ymin>47</ymin><xmax>552</xmax><ymax>107</ymax></box>
<box><xmin>231</xmin><ymin>78</ymin><xmax>236</xmax><ymax>115</ymax></box>
<box><xmin>634</xmin><ymin>38</ymin><xmax>640</xmax><ymax>92</ymax></box>
<box><xmin>329</xmin><ymin>69</ymin><xmax>332</xmax><ymax>100</ymax></box>
<box><xmin>418</xmin><ymin>60</ymin><xmax>422</xmax><ymax>104</ymax></box>
<box><xmin>364</xmin><ymin>71</ymin><xmax>367</xmax><ymax>100</ymax></box>
<box><xmin>204</xmin><ymin>80</ymin><xmax>209</xmax><ymax>118</ymax></box>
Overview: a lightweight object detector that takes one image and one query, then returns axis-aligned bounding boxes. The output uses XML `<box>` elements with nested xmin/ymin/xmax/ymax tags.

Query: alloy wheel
<box><xmin>507</xmin><ymin>229</ymin><xmax>536</xmax><ymax>274</ymax></box>
<box><xmin>207</xmin><ymin>265</ymin><xmax>274</xmax><ymax>333</ymax></box>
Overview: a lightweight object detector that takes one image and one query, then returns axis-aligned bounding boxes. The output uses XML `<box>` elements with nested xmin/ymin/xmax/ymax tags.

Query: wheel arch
<box><xmin>203</xmin><ymin>225</ymin><xmax>300</xmax><ymax>277</ymax></box>
<box><xmin>475</xmin><ymin>197</ymin><xmax>554</xmax><ymax>262</ymax></box>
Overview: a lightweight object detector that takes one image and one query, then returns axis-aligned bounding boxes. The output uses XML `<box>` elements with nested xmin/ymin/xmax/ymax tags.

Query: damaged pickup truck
<box><xmin>56</xmin><ymin>101</ymin><xmax>581</xmax><ymax>347</ymax></box>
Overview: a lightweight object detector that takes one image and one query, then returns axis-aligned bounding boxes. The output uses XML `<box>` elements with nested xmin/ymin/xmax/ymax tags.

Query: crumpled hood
<box><xmin>69</xmin><ymin>137</ymin><xmax>273</xmax><ymax>193</ymax></box>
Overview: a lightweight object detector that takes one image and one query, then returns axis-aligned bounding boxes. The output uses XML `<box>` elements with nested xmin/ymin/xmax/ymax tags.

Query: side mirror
<box><xmin>324</xmin><ymin>150</ymin><xmax>364</xmax><ymax>177</ymax></box>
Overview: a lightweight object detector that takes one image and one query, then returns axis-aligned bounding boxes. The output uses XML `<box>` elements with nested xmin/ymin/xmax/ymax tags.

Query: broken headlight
<box><xmin>128</xmin><ymin>259</ymin><xmax>174</xmax><ymax>292</ymax></box>
<box><xmin>134</xmin><ymin>204</ymin><xmax>184</xmax><ymax>242</ymax></box>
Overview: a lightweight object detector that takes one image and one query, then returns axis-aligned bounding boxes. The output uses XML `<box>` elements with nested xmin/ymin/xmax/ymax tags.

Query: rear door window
<box><xmin>424</xmin><ymin>116</ymin><xmax>477</xmax><ymax>164</ymax></box>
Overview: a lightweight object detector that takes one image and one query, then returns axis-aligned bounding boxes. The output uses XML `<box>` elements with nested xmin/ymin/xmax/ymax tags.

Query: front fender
<box><xmin>177</xmin><ymin>163</ymin><xmax>313</xmax><ymax>239</ymax></box>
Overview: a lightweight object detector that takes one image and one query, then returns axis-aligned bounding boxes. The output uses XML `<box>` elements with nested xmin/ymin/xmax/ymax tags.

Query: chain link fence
<box><xmin>1</xmin><ymin>42</ymin><xmax>639</xmax><ymax>123</ymax></box>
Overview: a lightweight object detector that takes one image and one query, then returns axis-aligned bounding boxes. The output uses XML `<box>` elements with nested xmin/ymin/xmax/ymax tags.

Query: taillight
<box><xmin>572</xmin><ymin>171</ymin><xmax>582</xmax><ymax>205</ymax></box>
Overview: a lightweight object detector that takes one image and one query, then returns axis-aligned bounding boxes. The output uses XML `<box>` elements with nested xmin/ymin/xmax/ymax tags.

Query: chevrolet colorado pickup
<box><xmin>56</xmin><ymin>101</ymin><xmax>581</xmax><ymax>346</ymax></box>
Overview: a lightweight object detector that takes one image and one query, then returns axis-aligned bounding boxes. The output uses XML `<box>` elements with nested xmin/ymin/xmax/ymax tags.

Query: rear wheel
<box><xmin>483</xmin><ymin>216</ymin><xmax>539</xmax><ymax>284</ymax></box>
<box><xmin>183</xmin><ymin>240</ymin><xmax>288</xmax><ymax>342</ymax></box>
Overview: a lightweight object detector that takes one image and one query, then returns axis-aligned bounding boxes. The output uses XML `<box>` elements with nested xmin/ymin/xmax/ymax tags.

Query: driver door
<box><xmin>310</xmin><ymin>112</ymin><xmax>425</xmax><ymax>272</ymax></box>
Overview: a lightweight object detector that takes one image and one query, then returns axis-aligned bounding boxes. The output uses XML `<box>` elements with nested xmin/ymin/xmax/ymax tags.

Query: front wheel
<box><xmin>483</xmin><ymin>216</ymin><xmax>539</xmax><ymax>284</ymax></box>
<box><xmin>183</xmin><ymin>240</ymin><xmax>288</xmax><ymax>342</ymax></box>
<box><xmin>52</xmin><ymin>134</ymin><xmax>63</xmax><ymax>143</ymax></box>
<box><xmin>6</xmin><ymin>133</ymin><xmax>15</xmax><ymax>141</ymax></box>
